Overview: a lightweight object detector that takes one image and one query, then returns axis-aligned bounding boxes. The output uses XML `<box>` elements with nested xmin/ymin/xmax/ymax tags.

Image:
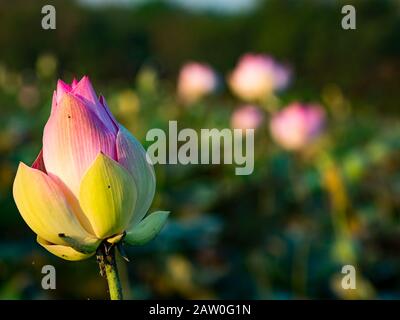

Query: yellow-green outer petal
<box><xmin>79</xmin><ymin>153</ymin><xmax>137</xmax><ymax>239</ymax></box>
<box><xmin>13</xmin><ymin>162</ymin><xmax>98</xmax><ymax>247</ymax></box>
<box><xmin>37</xmin><ymin>237</ymin><xmax>95</xmax><ymax>261</ymax></box>
<box><xmin>125</xmin><ymin>211</ymin><xmax>169</xmax><ymax>245</ymax></box>
<box><xmin>116</xmin><ymin>125</ymin><xmax>156</xmax><ymax>227</ymax></box>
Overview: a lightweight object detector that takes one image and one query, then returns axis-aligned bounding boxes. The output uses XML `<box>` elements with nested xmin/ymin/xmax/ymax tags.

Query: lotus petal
<box><xmin>37</xmin><ymin>237</ymin><xmax>95</xmax><ymax>261</ymax></box>
<box><xmin>43</xmin><ymin>93</ymin><xmax>116</xmax><ymax>196</ymax></box>
<box><xmin>73</xmin><ymin>76</ymin><xmax>118</xmax><ymax>133</ymax></box>
<box><xmin>79</xmin><ymin>153</ymin><xmax>137</xmax><ymax>239</ymax></box>
<box><xmin>116</xmin><ymin>125</ymin><xmax>155</xmax><ymax>226</ymax></box>
<box><xmin>125</xmin><ymin>211</ymin><xmax>169</xmax><ymax>245</ymax></box>
<box><xmin>31</xmin><ymin>149</ymin><xmax>46</xmax><ymax>173</ymax></box>
<box><xmin>13</xmin><ymin>163</ymin><xmax>99</xmax><ymax>249</ymax></box>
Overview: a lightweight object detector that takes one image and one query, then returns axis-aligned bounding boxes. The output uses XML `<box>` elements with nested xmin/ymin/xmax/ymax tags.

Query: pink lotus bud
<box><xmin>45</xmin><ymin>76</ymin><xmax>119</xmax><ymax>195</ymax></box>
<box><xmin>229</xmin><ymin>53</ymin><xmax>290</xmax><ymax>101</ymax></box>
<box><xmin>231</xmin><ymin>105</ymin><xmax>264</xmax><ymax>130</ymax></box>
<box><xmin>177</xmin><ymin>62</ymin><xmax>217</xmax><ymax>103</ymax></box>
<box><xmin>13</xmin><ymin>76</ymin><xmax>168</xmax><ymax>261</ymax></box>
<box><xmin>270</xmin><ymin>102</ymin><xmax>325</xmax><ymax>151</ymax></box>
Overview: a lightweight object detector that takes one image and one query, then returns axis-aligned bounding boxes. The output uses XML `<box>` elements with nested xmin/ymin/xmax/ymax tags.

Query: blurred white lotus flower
<box><xmin>177</xmin><ymin>62</ymin><xmax>217</xmax><ymax>103</ymax></box>
<box><xmin>229</xmin><ymin>53</ymin><xmax>290</xmax><ymax>102</ymax></box>
<box><xmin>270</xmin><ymin>102</ymin><xmax>325</xmax><ymax>151</ymax></box>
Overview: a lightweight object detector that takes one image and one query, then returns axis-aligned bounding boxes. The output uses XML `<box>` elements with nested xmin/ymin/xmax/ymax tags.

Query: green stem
<box><xmin>98</xmin><ymin>245</ymin><xmax>123</xmax><ymax>300</ymax></box>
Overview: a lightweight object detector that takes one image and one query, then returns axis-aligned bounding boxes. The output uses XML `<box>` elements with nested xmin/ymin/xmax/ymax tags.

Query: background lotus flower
<box><xmin>177</xmin><ymin>62</ymin><xmax>217</xmax><ymax>103</ymax></box>
<box><xmin>229</xmin><ymin>53</ymin><xmax>291</xmax><ymax>102</ymax></box>
<box><xmin>270</xmin><ymin>102</ymin><xmax>325</xmax><ymax>151</ymax></box>
<box><xmin>13</xmin><ymin>76</ymin><xmax>168</xmax><ymax>262</ymax></box>
<box><xmin>231</xmin><ymin>105</ymin><xmax>264</xmax><ymax>130</ymax></box>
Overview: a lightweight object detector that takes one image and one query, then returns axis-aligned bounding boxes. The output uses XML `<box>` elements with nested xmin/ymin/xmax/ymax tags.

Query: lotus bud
<box><xmin>231</xmin><ymin>105</ymin><xmax>264</xmax><ymax>130</ymax></box>
<box><xmin>229</xmin><ymin>53</ymin><xmax>290</xmax><ymax>102</ymax></box>
<box><xmin>13</xmin><ymin>76</ymin><xmax>168</xmax><ymax>261</ymax></box>
<box><xmin>177</xmin><ymin>62</ymin><xmax>217</xmax><ymax>104</ymax></box>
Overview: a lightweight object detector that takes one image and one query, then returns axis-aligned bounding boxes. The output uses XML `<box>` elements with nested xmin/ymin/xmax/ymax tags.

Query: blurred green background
<box><xmin>0</xmin><ymin>0</ymin><xmax>399</xmax><ymax>299</ymax></box>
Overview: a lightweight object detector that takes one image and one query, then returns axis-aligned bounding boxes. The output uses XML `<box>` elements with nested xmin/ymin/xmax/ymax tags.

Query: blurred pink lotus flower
<box><xmin>270</xmin><ymin>102</ymin><xmax>325</xmax><ymax>151</ymax></box>
<box><xmin>13</xmin><ymin>76</ymin><xmax>168</xmax><ymax>261</ymax></box>
<box><xmin>177</xmin><ymin>62</ymin><xmax>217</xmax><ymax>103</ymax></box>
<box><xmin>231</xmin><ymin>105</ymin><xmax>264</xmax><ymax>130</ymax></box>
<box><xmin>229</xmin><ymin>53</ymin><xmax>290</xmax><ymax>102</ymax></box>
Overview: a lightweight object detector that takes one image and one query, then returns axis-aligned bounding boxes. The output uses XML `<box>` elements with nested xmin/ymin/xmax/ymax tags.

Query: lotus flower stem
<box><xmin>97</xmin><ymin>244</ymin><xmax>123</xmax><ymax>300</ymax></box>
<box><xmin>105</xmin><ymin>250</ymin><xmax>123</xmax><ymax>300</ymax></box>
